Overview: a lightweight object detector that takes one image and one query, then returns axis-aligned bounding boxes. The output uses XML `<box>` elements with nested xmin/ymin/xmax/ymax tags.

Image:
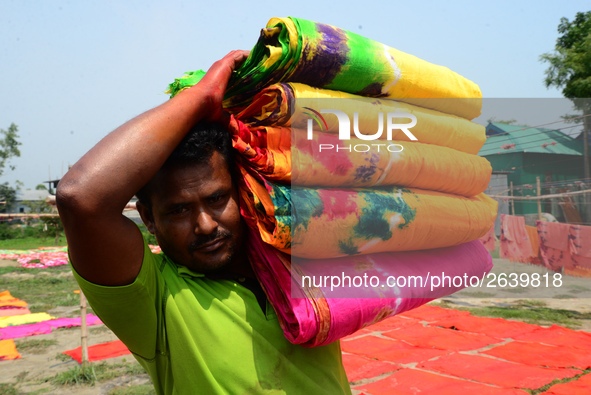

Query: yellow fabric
<box><xmin>235</xmin><ymin>83</ymin><xmax>486</xmax><ymax>154</ymax></box>
<box><xmin>0</xmin><ymin>312</ymin><xmax>54</xmax><ymax>327</ymax></box>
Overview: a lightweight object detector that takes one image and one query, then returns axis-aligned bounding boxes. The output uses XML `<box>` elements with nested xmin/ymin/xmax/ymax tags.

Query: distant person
<box><xmin>56</xmin><ymin>51</ymin><xmax>352</xmax><ymax>394</ymax></box>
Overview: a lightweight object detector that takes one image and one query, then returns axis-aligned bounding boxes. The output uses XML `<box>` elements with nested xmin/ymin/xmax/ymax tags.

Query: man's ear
<box><xmin>136</xmin><ymin>201</ymin><xmax>156</xmax><ymax>234</ymax></box>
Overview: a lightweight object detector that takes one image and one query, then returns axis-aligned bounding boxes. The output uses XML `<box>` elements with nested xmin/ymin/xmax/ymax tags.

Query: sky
<box><xmin>1</xmin><ymin>0</ymin><xmax>590</xmax><ymax>189</ymax></box>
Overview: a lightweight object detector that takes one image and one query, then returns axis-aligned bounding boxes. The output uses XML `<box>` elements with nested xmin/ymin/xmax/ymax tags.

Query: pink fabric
<box><xmin>569</xmin><ymin>225</ymin><xmax>591</xmax><ymax>259</ymax></box>
<box><xmin>537</xmin><ymin>221</ymin><xmax>575</xmax><ymax>271</ymax></box>
<box><xmin>479</xmin><ymin>224</ymin><xmax>495</xmax><ymax>252</ymax></box>
<box><xmin>47</xmin><ymin>314</ymin><xmax>102</xmax><ymax>329</ymax></box>
<box><xmin>499</xmin><ymin>214</ymin><xmax>533</xmax><ymax>260</ymax></box>
<box><xmin>247</xmin><ymin>230</ymin><xmax>493</xmax><ymax>347</ymax></box>
<box><xmin>0</xmin><ymin>322</ymin><xmax>52</xmax><ymax>340</ymax></box>
<box><xmin>0</xmin><ymin>314</ymin><xmax>102</xmax><ymax>340</ymax></box>
<box><xmin>0</xmin><ymin>307</ymin><xmax>31</xmax><ymax>318</ymax></box>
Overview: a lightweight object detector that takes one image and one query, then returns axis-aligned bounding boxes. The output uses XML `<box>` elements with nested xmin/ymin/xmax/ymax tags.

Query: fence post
<box><xmin>537</xmin><ymin>177</ymin><xmax>542</xmax><ymax>221</ymax></box>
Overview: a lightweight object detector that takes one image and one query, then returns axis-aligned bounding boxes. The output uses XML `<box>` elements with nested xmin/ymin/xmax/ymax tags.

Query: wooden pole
<box><xmin>510</xmin><ymin>181</ymin><xmax>515</xmax><ymax>215</ymax></box>
<box><xmin>537</xmin><ymin>177</ymin><xmax>542</xmax><ymax>221</ymax></box>
<box><xmin>80</xmin><ymin>289</ymin><xmax>89</xmax><ymax>367</ymax></box>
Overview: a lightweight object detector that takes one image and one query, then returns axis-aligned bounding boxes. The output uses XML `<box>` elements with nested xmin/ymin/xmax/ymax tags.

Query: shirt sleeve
<box><xmin>71</xmin><ymin>239</ymin><xmax>167</xmax><ymax>360</ymax></box>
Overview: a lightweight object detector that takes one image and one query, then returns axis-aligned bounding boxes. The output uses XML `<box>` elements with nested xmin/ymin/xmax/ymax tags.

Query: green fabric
<box><xmin>167</xmin><ymin>17</ymin><xmax>482</xmax><ymax>119</ymax></box>
<box><xmin>72</xmin><ymin>239</ymin><xmax>351</xmax><ymax>395</ymax></box>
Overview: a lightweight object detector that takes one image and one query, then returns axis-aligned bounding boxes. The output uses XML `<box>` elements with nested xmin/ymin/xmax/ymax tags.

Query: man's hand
<box><xmin>183</xmin><ymin>50</ymin><xmax>249</xmax><ymax>124</ymax></box>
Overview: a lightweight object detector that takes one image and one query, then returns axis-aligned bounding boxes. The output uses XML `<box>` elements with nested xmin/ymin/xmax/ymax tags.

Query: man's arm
<box><xmin>56</xmin><ymin>50</ymin><xmax>248</xmax><ymax>286</ymax></box>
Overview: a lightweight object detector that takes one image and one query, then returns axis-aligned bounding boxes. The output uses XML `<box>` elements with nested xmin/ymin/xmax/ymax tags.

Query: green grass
<box><xmin>14</xmin><ymin>339</ymin><xmax>58</xmax><ymax>354</ymax></box>
<box><xmin>0</xmin><ymin>383</ymin><xmax>20</xmax><ymax>395</ymax></box>
<box><xmin>46</xmin><ymin>361</ymin><xmax>148</xmax><ymax>387</ymax></box>
<box><xmin>0</xmin><ymin>236</ymin><xmax>67</xmax><ymax>250</ymax></box>
<box><xmin>0</xmin><ymin>265</ymin><xmax>80</xmax><ymax>313</ymax></box>
<box><xmin>436</xmin><ymin>299</ymin><xmax>591</xmax><ymax>328</ymax></box>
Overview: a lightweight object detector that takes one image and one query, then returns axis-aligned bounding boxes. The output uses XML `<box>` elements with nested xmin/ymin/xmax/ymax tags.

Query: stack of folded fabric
<box><xmin>168</xmin><ymin>17</ymin><xmax>497</xmax><ymax>346</ymax></box>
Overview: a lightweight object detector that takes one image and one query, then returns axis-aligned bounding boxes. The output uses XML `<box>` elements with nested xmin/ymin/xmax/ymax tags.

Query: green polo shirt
<box><xmin>72</xmin><ymin>240</ymin><xmax>351</xmax><ymax>394</ymax></box>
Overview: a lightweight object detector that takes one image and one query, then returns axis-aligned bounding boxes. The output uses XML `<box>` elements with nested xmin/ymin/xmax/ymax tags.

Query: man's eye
<box><xmin>170</xmin><ymin>206</ymin><xmax>188</xmax><ymax>215</ymax></box>
<box><xmin>209</xmin><ymin>194</ymin><xmax>225</xmax><ymax>204</ymax></box>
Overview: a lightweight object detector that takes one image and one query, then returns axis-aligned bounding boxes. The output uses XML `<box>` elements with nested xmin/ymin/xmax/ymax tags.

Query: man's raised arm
<box><xmin>56</xmin><ymin>51</ymin><xmax>248</xmax><ymax>286</ymax></box>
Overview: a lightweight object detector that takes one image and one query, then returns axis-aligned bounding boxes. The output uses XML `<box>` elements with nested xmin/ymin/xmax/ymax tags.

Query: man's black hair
<box><xmin>135</xmin><ymin>121</ymin><xmax>234</xmax><ymax>208</ymax></box>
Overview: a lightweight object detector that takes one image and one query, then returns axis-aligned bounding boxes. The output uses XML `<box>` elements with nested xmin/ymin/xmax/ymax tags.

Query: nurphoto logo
<box><xmin>303</xmin><ymin>108</ymin><xmax>418</xmax><ymax>153</ymax></box>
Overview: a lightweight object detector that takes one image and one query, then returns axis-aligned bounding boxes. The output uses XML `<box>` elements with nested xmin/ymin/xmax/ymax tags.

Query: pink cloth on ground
<box><xmin>536</xmin><ymin>221</ymin><xmax>574</xmax><ymax>271</ymax></box>
<box><xmin>47</xmin><ymin>314</ymin><xmax>102</xmax><ymax>329</ymax></box>
<box><xmin>247</xmin><ymin>230</ymin><xmax>493</xmax><ymax>347</ymax></box>
<box><xmin>499</xmin><ymin>214</ymin><xmax>533</xmax><ymax>261</ymax></box>
<box><xmin>0</xmin><ymin>307</ymin><xmax>31</xmax><ymax>318</ymax></box>
<box><xmin>0</xmin><ymin>322</ymin><xmax>52</xmax><ymax>340</ymax></box>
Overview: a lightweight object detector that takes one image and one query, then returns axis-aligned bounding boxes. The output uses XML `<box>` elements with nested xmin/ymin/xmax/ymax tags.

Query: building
<box><xmin>479</xmin><ymin>122</ymin><xmax>589</xmax><ymax>224</ymax></box>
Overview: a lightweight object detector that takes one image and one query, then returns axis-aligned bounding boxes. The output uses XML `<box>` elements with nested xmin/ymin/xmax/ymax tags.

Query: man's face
<box><xmin>138</xmin><ymin>151</ymin><xmax>245</xmax><ymax>274</ymax></box>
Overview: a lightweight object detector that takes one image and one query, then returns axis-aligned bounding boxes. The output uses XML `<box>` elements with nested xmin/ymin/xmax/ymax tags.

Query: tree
<box><xmin>0</xmin><ymin>123</ymin><xmax>21</xmax><ymax>212</ymax></box>
<box><xmin>540</xmin><ymin>11</ymin><xmax>591</xmax><ymax>180</ymax></box>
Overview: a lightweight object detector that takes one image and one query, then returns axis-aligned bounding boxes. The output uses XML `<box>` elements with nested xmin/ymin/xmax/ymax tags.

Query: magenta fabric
<box><xmin>247</xmin><ymin>230</ymin><xmax>493</xmax><ymax>347</ymax></box>
<box><xmin>0</xmin><ymin>322</ymin><xmax>52</xmax><ymax>340</ymax></box>
<box><xmin>47</xmin><ymin>314</ymin><xmax>102</xmax><ymax>329</ymax></box>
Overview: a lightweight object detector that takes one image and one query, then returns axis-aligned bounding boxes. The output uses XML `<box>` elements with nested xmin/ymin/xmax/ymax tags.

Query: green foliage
<box><xmin>0</xmin><ymin>123</ymin><xmax>21</xmax><ymax>178</ymax></box>
<box><xmin>137</xmin><ymin>224</ymin><xmax>158</xmax><ymax>245</ymax></box>
<box><xmin>541</xmin><ymin>11</ymin><xmax>591</xmax><ymax>99</ymax></box>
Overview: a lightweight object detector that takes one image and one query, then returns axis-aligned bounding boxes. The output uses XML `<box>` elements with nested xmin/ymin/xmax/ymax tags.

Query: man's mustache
<box><xmin>188</xmin><ymin>229</ymin><xmax>232</xmax><ymax>251</ymax></box>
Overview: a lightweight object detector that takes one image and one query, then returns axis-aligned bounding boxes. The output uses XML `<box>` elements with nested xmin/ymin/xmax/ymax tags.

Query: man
<box><xmin>56</xmin><ymin>51</ymin><xmax>352</xmax><ymax>394</ymax></box>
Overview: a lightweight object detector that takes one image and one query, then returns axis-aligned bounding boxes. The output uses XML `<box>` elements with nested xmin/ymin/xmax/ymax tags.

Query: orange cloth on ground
<box><xmin>63</xmin><ymin>340</ymin><xmax>130</xmax><ymax>363</ymax></box>
<box><xmin>0</xmin><ymin>339</ymin><xmax>21</xmax><ymax>361</ymax></box>
<box><xmin>0</xmin><ymin>291</ymin><xmax>27</xmax><ymax>308</ymax></box>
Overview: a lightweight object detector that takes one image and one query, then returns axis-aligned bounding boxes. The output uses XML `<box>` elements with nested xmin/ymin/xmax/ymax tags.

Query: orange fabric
<box><xmin>418</xmin><ymin>353</ymin><xmax>578</xmax><ymax>389</ymax></box>
<box><xmin>0</xmin><ymin>339</ymin><xmax>21</xmax><ymax>361</ymax></box>
<box><xmin>63</xmin><ymin>340</ymin><xmax>130</xmax><ymax>363</ymax></box>
<box><xmin>0</xmin><ymin>291</ymin><xmax>27</xmax><ymax>308</ymax></box>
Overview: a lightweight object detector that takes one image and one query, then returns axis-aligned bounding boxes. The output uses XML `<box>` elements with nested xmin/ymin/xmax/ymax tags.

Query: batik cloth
<box><xmin>229</xmin><ymin>117</ymin><xmax>491</xmax><ymax>197</ymax></box>
<box><xmin>232</xmin><ymin>83</ymin><xmax>486</xmax><ymax>154</ymax></box>
<box><xmin>168</xmin><ymin>17</ymin><xmax>482</xmax><ymax>120</ymax></box>
<box><xmin>238</xmin><ymin>166</ymin><xmax>498</xmax><ymax>259</ymax></box>
<box><xmin>499</xmin><ymin>214</ymin><xmax>534</xmax><ymax>262</ymax></box>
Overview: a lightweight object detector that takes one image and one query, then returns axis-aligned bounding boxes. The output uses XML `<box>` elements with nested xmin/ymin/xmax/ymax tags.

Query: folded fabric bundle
<box><xmin>230</xmin><ymin>118</ymin><xmax>491</xmax><ymax>197</ymax></box>
<box><xmin>233</xmin><ymin>83</ymin><xmax>486</xmax><ymax>154</ymax></box>
<box><xmin>239</xmin><ymin>167</ymin><xmax>498</xmax><ymax>258</ymax></box>
<box><xmin>169</xmin><ymin>18</ymin><xmax>482</xmax><ymax>120</ymax></box>
<box><xmin>247</xmin><ymin>229</ymin><xmax>492</xmax><ymax>346</ymax></box>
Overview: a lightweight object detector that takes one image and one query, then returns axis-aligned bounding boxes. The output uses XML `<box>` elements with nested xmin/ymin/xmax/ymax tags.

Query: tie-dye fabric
<box><xmin>247</xmin><ymin>229</ymin><xmax>492</xmax><ymax>347</ymax></box>
<box><xmin>234</xmin><ymin>83</ymin><xmax>486</xmax><ymax>154</ymax></box>
<box><xmin>238</xmin><ymin>166</ymin><xmax>498</xmax><ymax>259</ymax></box>
<box><xmin>168</xmin><ymin>17</ymin><xmax>482</xmax><ymax>120</ymax></box>
<box><xmin>229</xmin><ymin>117</ymin><xmax>491</xmax><ymax>197</ymax></box>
